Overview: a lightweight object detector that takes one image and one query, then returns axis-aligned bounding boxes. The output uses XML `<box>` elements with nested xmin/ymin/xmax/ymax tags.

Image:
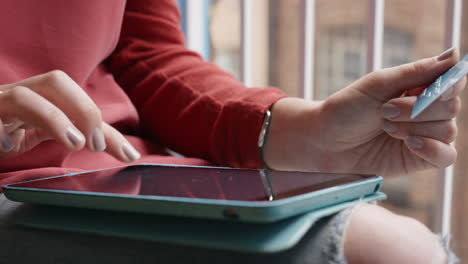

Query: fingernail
<box><xmin>91</xmin><ymin>128</ymin><xmax>106</xmax><ymax>152</ymax></box>
<box><xmin>122</xmin><ymin>142</ymin><xmax>141</xmax><ymax>162</ymax></box>
<box><xmin>66</xmin><ymin>127</ymin><xmax>85</xmax><ymax>147</ymax></box>
<box><xmin>382</xmin><ymin>121</ymin><xmax>398</xmax><ymax>133</ymax></box>
<box><xmin>382</xmin><ymin>104</ymin><xmax>400</xmax><ymax>119</ymax></box>
<box><xmin>440</xmin><ymin>87</ymin><xmax>454</xmax><ymax>101</ymax></box>
<box><xmin>437</xmin><ymin>47</ymin><xmax>455</xmax><ymax>61</ymax></box>
<box><xmin>406</xmin><ymin>136</ymin><xmax>424</xmax><ymax>149</ymax></box>
<box><xmin>1</xmin><ymin>136</ymin><xmax>14</xmax><ymax>152</ymax></box>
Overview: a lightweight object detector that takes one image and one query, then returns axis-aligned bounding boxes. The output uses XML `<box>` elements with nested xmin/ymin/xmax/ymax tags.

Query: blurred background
<box><xmin>178</xmin><ymin>0</ymin><xmax>468</xmax><ymax>260</ymax></box>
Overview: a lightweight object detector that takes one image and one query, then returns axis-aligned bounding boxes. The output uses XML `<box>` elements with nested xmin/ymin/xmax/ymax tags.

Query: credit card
<box><xmin>411</xmin><ymin>54</ymin><xmax>468</xmax><ymax>119</ymax></box>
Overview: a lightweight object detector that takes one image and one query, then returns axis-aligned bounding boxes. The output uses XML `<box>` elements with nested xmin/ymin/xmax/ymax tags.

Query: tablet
<box><xmin>3</xmin><ymin>164</ymin><xmax>382</xmax><ymax>223</ymax></box>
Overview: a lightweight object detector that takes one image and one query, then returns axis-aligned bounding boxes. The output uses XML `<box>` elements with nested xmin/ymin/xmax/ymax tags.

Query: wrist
<box><xmin>262</xmin><ymin>97</ymin><xmax>323</xmax><ymax>171</ymax></box>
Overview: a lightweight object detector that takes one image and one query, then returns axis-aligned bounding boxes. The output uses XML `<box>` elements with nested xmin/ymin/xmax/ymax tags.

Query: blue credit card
<box><xmin>411</xmin><ymin>54</ymin><xmax>468</xmax><ymax>119</ymax></box>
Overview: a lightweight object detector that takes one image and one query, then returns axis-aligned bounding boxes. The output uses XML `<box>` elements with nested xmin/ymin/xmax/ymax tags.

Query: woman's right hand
<box><xmin>0</xmin><ymin>70</ymin><xmax>141</xmax><ymax>162</ymax></box>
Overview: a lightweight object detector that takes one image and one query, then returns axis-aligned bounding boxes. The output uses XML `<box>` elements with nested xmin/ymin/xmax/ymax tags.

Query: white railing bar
<box><xmin>437</xmin><ymin>0</ymin><xmax>462</xmax><ymax>236</ymax></box>
<box><xmin>366</xmin><ymin>0</ymin><xmax>384</xmax><ymax>73</ymax></box>
<box><xmin>240</xmin><ymin>0</ymin><xmax>253</xmax><ymax>87</ymax></box>
<box><xmin>300</xmin><ymin>0</ymin><xmax>316</xmax><ymax>100</ymax></box>
<box><xmin>445</xmin><ymin>0</ymin><xmax>462</xmax><ymax>49</ymax></box>
<box><xmin>185</xmin><ymin>0</ymin><xmax>210</xmax><ymax>60</ymax></box>
<box><xmin>440</xmin><ymin>158</ymin><xmax>455</xmax><ymax>235</ymax></box>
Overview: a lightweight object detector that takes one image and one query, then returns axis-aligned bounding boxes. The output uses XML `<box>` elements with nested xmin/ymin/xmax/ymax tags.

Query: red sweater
<box><xmin>0</xmin><ymin>0</ymin><xmax>286</xmax><ymax>186</ymax></box>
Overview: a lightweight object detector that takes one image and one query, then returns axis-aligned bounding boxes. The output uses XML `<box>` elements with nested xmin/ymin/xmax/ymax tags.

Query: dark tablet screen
<box><xmin>7</xmin><ymin>165</ymin><xmax>377</xmax><ymax>201</ymax></box>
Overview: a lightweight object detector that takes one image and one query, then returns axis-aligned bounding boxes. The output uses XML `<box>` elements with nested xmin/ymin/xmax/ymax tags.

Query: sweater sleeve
<box><xmin>105</xmin><ymin>0</ymin><xmax>287</xmax><ymax>168</ymax></box>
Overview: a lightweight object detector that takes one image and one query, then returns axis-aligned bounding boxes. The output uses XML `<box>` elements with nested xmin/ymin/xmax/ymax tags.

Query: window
<box><xmin>184</xmin><ymin>1</ymin><xmax>468</xmax><ymax>260</ymax></box>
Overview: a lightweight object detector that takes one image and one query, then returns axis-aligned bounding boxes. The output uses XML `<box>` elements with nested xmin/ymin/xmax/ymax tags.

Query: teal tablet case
<box><xmin>16</xmin><ymin>192</ymin><xmax>386</xmax><ymax>253</ymax></box>
<box><xmin>4</xmin><ymin>164</ymin><xmax>383</xmax><ymax>223</ymax></box>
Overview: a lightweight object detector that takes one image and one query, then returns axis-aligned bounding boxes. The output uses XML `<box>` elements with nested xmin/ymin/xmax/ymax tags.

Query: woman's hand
<box><xmin>0</xmin><ymin>70</ymin><xmax>140</xmax><ymax>162</ymax></box>
<box><xmin>264</xmin><ymin>48</ymin><xmax>466</xmax><ymax>176</ymax></box>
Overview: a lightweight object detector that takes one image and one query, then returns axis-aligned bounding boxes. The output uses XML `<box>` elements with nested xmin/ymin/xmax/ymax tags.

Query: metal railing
<box><xmin>179</xmin><ymin>0</ymin><xmax>463</xmax><ymax>236</ymax></box>
<box><xmin>439</xmin><ymin>0</ymin><xmax>462</xmax><ymax>236</ymax></box>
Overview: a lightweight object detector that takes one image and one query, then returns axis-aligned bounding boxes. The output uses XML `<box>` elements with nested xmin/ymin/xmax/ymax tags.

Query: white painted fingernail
<box><xmin>437</xmin><ymin>47</ymin><xmax>455</xmax><ymax>61</ymax></box>
<box><xmin>66</xmin><ymin>127</ymin><xmax>85</xmax><ymax>148</ymax></box>
<box><xmin>382</xmin><ymin>104</ymin><xmax>400</xmax><ymax>119</ymax></box>
<box><xmin>1</xmin><ymin>136</ymin><xmax>14</xmax><ymax>152</ymax></box>
<box><xmin>382</xmin><ymin>121</ymin><xmax>398</xmax><ymax>133</ymax></box>
<box><xmin>91</xmin><ymin>128</ymin><xmax>106</xmax><ymax>152</ymax></box>
<box><xmin>406</xmin><ymin>136</ymin><xmax>424</xmax><ymax>149</ymax></box>
<box><xmin>122</xmin><ymin>142</ymin><xmax>140</xmax><ymax>162</ymax></box>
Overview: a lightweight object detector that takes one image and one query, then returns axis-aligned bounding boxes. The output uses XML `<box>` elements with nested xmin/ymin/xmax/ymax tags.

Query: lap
<box><xmin>0</xmin><ymin>194</ymin><xmax>346</xmax><ymax>264</ymax></box>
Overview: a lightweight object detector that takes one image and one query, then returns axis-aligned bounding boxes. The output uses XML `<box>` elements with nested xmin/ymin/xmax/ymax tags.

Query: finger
<box><xmin>11</xmin><ymin>70</ymin><xmax>106</xmax><ymax>152</ymax></box>
<box><xmin>382</xmin><ymin>120</ymin><xmax>456</xmax><ymax>144</ymax></box>
<box><xmin>404</xmin><ymin>136</ymin><xmax>456</xmax><ymax>168</ymax></box>
<box><xmin>10</xmin><ymin>128</ymin><xmax>25</xmax><ymax>153</ymax></box>
<box><xmin>7</xmin><ymin>128</ymin><xmax>51</xmax><ymax>155</ymax></box>
<box><xmin>440</xmin><ymin>76</ymin><xmax>467</xmax><ymax>101</ymax></box>
<box><xmin>102</xmin><ymin>123</ymin><xmax>141</xmax><ymax>162</ymax></box>
<box><xmin>359</xmin><ymin>47</ymin><xmax>459</xmax><ymax>101</ymax></box>
<box><xmin>18</xmin><ymin>128</ymin><xmax>52</xmax><ymax>153</ymax></box>
<box><xmin>405</xmin><ymin>85</ymin><xmax>429</xmax><ymax>96</ymax></box>
<box><xmin>0</xmin><ymin>86</ymin><xmax>86</xmax><ymax>151</ymax></box>
<box><xmin>3</xmin><ymin>118</ymin><xmax>25</xmax><ymax>134</ymax></box>
<box><xmin>381</xmin><ymin>96</ymin><xmax>460</xmax><ymax>122</ymax></box>
<box><xmin>0</xmin><ymin>118</ymin><xmax>14</xmax><ymax>152</ymax></box>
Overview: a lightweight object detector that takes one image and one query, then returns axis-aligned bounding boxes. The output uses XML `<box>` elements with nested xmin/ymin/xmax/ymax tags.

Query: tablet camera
<box><xmin>222</xmin><ymin>209</ymin><xmax>240</xmax><ymax>220</ymax></box>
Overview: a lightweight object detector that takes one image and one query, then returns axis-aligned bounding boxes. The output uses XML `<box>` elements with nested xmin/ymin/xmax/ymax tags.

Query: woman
<box><xmin>0</xmin><ymin>0</ymin><xmax>464</xmax><ymax>263</ymax></box>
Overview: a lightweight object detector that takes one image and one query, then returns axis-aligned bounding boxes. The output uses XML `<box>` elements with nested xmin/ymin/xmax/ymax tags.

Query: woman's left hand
<box><xmin>264</xmin><ymin>48</ymin><xmax>466</xmax><ymax>176</ymax></box>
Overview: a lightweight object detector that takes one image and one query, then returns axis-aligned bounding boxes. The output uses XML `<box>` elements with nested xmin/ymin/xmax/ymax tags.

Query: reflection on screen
<box><xmin>8</xmin><ymin>165</ymin><xmax>376</xmax><ymax>201</ymax></box>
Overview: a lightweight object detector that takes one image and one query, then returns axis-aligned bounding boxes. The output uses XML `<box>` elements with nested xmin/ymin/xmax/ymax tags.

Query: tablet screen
<box><xmin>7</xmin><ymin>165</ymin><xmax>377</xmax><ymax>201</ymax></box>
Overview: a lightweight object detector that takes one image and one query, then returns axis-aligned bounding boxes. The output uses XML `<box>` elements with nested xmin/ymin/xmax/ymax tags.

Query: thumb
<box><xmin>357</xmin><ymin>47</ymin><xmax>459</xmax><ymax>102</ymax></box>
<box><xmin>14</xmin><ymin>128</ymin><xmax>52</xmax><ymax>153</ymax></box>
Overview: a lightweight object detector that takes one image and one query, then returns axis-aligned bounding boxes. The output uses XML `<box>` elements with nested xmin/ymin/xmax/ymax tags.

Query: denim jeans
<box><xmin>0</xmin><ymin>195</ymin><xmax>459</xmax><ymax>264</ymax></box>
